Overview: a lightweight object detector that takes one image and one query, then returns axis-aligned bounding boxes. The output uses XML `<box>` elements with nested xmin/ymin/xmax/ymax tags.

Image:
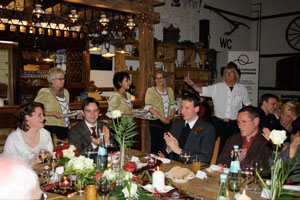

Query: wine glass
<box><xmin>38</xmin><ymin>149</ymin><xmax>48</xmax><ymax>164</ymax></box>
<box><xmin>251</xmin><ymin>161</ymin><xmax>263</xmax><ymax>193</ymax></box>
<box><xmin>241</xmin><ymin>165</ymin><xmax>253</xmax><ymax>190</ymax></box>
<box><xmin>50</xmin><ymin>157</ymin><xmax>58</xmax><ymax>173</ymax></box>
<box><xmin>97</xmin><ymin>178</ymin><xmax>110</xmax><ymax>200</ymax></box>
<box><xmin>180</xmin><ymin>151</ymin><xmax>191</xmax><ymax>165</ymax></box>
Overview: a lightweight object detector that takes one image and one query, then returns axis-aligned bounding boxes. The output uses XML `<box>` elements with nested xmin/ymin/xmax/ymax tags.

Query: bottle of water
<box><xmin>97</xmin><ymin>133</ymin><xmax>107</xmax><ymax>170</ymax></box>
<box><xmin>217</xmin><ymin>173</ymin><xmax>229</xmax><ymax>200</ymax></box>
<box><xmin>228</xmin><ymin>145</ymin><xmax>241</xmax><ymax>192</ymax></box>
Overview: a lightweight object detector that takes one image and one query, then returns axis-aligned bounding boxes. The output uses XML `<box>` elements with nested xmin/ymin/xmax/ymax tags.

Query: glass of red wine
<box><xmin>97</xmin><ymin>178</ymin><xmax>110</xmax><ymax>200</ymax></box>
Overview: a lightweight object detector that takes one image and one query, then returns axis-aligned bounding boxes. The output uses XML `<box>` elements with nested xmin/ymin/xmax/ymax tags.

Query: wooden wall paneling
<box><xmin>114</xmin><ymin>47</ymin><xmax>126</xmax><ymax>72</ymax></box>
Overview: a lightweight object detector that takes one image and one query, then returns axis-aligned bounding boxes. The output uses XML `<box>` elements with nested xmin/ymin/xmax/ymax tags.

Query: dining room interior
<box><xmin>0</xmin><ymin>0</ymin><xmax>300</xmax><ymax>199</ymax></box>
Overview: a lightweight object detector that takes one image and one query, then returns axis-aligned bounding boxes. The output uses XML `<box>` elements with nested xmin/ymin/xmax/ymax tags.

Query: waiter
<box><xmin>184</xmin><ymin>62</ymin><xmax>251</xmax><ymax>153</ymax></box>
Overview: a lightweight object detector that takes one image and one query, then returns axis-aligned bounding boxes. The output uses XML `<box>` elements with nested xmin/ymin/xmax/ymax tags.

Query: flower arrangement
<box><xmin>110</xmin><ymin>110</ymin><xmax>138</xmax><ymax>169</ymax></box>
<box><xmin>64</xmin><ymin>156</ymin><xmax>96</xmax><ymax>191</ymax></box>
<box><xmin>102</xmin><ymin>162</ymin><xmax>156</xmax><ymax>200</ymax></box>
<box><xmin>54</xmin><ymin>143</ymin><xmax>79</xmax><ymax>164</ymax></box>
<box><xmin>257</xmin><ymin>130</ymin><xmax>300</xmax><ymax>200</ymax></box>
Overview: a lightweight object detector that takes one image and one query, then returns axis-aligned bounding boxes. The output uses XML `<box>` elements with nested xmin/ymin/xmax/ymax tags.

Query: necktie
<box><xmin>91</xmin><ymin>126</ymin><xmax>98</xmax><ymax>138</ymax></box>
<box><xmin>178</xmin><ymin>123</ymin><xmax>191</xmax><ymax>149</ymax></box>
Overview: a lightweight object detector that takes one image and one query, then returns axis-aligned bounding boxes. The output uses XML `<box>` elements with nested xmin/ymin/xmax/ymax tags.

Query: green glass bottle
<box><xmin>228</xmin><ymin>145</ymin><xmax>241</xmax><ymax>192</ymax></box>
<box><xmin>217</xmin><ymin>173</ymin><xmax>229</xmax><ymax>200</ymax></box>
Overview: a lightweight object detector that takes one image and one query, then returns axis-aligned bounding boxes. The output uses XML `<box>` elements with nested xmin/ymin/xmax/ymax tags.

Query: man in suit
<box><xmin>162</xmin><ymin>93</ymin><xmax>215</xmax><ymax>164</ymax></box>
<box><xmin>69</xmin><ymin>97</ymin><xmax>110</xmax><ymax>155</ymax></box>
<box><xmin>217</xmin><ymin>106</ymin><xmax>272</xmax><ymax>169</ymax></box>
<box><xmin>258</xmin><ymin>93</ymin><xmax>279</xmax><ymax>129</ymax></box>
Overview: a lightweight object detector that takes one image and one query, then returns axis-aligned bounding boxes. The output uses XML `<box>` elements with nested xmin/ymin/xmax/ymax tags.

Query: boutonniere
<box><xmin>193</xmin><ymin>126</ymin><xmax>202</xmax><ymax>135</ymax></box>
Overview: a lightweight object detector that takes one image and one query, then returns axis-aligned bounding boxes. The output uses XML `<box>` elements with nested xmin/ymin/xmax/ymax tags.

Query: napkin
<box><xmin>131</xmin><ymin>156</ymin><xmax>140</xmax><ymax>163</ymax></box>
<box><xmin>142</xmin><ymin>184</ymin><xmax>174</xmax><ymax>193</ymax></box>
<box><xmin>206</xmin><ymin>164</ymin><xmax>229</xmax><ymax>174</ymax></box>
<box><xmin>261</xmin><ymin>188</ymin><xmax>270</xmax><ymax>199</ymax></box>
<box><xmin>149</xmin><ymin>154</ymin><xmax>171</xmax><ymax>164</ymax></box>
<box><xmin>282</xmin><ymin>185</ymin><xmax>300</xmax><ymax>191</ymax></box>
<box><xmin>196</xmin><ymin>170</ymin><xmax>207</xmax><ymax>179</ymax></box>
<box><xmin>56</xmin><ymin>166</ymin><xmax>64</xmax><ymax>175</ymax></box>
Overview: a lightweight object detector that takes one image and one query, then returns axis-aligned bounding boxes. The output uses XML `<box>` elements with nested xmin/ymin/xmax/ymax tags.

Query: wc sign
<box><xmin>220</xmin><ymin>38</ymin><xmax>232</xmax><ymax>49</ymax></box>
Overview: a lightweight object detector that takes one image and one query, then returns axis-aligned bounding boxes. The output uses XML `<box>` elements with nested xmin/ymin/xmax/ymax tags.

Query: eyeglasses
<box><xmin>237</xmin><ymin>120</ymin><xmax>253</xmax><ymax>125</ymax></box>
<box><xmin>155</xmin><ymin>77</ymin><xmax>165</xmax><ymax>80</ymax></box>
<box><xmin>54</xmin><ymin>78</ymin><xmax>66</xmax><ymax>81</ymax></box>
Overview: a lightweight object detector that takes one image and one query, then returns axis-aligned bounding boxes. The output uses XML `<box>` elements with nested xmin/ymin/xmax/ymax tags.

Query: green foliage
<box><xmin>110</xmin><ymin>115</ymin><xmax>138</xmax><ymax>148</ymax></box>
<box><xmin>58</xmin><ymin>157</ymin><xmax>70</xmax><ymax>165</ymax></box>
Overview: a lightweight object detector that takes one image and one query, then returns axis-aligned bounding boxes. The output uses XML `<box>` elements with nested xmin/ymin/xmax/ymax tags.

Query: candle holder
<box><xmin>59</xmin><ymin>176</ymin><xmax>72</xmax><ymax>190</ymax></box>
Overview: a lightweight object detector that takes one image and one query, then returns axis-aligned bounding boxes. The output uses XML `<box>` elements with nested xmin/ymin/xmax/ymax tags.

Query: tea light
<box><xmin>152</xmin><ymin>166</ymin><xmax>165</xmax><ymax>191</ymax></box>
<box><xmin>235</xmin><ymin>189</ymin><xmax>251</xmax><ymax>200</ymax></box>
<box><xmin>60</xmin><ymin>176</ymin><xmax>70</xmax><ymax>190</ymax></box>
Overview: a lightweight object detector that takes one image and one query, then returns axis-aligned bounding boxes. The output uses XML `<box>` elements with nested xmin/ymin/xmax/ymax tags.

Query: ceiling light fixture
<box><xmin>32</xmin><ymin>4</ymin><xmax>44</xmax><ymax>19</ymax></box>
<box><xmin>126</xmin><ymin>17</ymin><xmax>135</xmax><ymax>30</ymax></box>
<box><xmin>99</xmin><ymin>14</ymin><xmax>109</xmax><ymax>26</ymax></box>
<box><xmin>69</xmin><ymin>9</ymin><xmax>79</xmax><ymax>23</ymax></box>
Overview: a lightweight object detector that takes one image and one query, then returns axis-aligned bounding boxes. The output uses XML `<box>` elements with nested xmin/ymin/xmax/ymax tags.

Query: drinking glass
<box><xmin>38</xmin><ymin>149</ymin><xmax>48</xmax><ymax>164</ymax></box>
<box><xmin>97</xmin><ymin>178</ymin><xmax>110</xmax><ymax>200</ymax></box>
<box><xmin>180</xmin><ymin>151</ymin><xmax>191</xmax><ymax>165</ymax></box>
<box><xmin>50</xmin><ymin>157</ymin><xmax>58</xmax><ymax>173</ymax></box>
<box><xmin>251</xmin><ymin>161</ymin><xmax>263</xmax><ymax>193</ymax></box>
<box><xmin>192</xmin><ymin>154</ymin><xmax>201</xmax><ymax>172</ymax></box>
<box><xmin>241</xmin><ymin>165</ymin><xmax>253</xmax><ymax>190</ymax></box>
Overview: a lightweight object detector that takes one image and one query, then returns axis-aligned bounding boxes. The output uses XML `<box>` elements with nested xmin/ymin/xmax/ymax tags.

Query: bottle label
<box><xmin>229</xmin><ymin>161</ymin><xmax>240</xmax><ymax>173</ymax></box>
<box><xmin>98</xmin><ymin>147</ymin><xmax>107</xmax><ymax>156</ymax></box>
<box><xmin>217</xmin><ymin>196</ymin><xmax>228</xmax><ymax>200</ymax></box>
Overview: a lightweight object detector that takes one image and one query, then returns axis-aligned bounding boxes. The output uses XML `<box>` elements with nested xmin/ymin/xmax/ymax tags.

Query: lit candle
<box><xmin>60</xmin><ymin>176</ymin><xmax>70</xmax><ymax>189</ymax></box>
<box><xmin>235</xmin><ymin>189</ymin><xmax>251</xmax><ymax>200</ymax></box>
<box><xmin>130</xmin><ymin>95</ymin><xmax>135</xmax><ymax>101</ymax></box>
<box><xmin>152</xmin><ymin>166</ymin><xmax>165</xmax><ymax>191</ymax></box>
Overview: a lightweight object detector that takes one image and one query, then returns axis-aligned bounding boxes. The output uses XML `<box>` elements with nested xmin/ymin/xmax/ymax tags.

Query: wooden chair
<box><xmin>210</xmin><ymin>137</ymin><xmax>221</xmax><ymax>165</ymax></box>
<box><xmin>0</xmin><ymin>128</ymin><xmax>14</xmax><ymax>153</ymax></box>
<box><xmin>52</xmin><ymin>133</ymin><xmax>68</xmax><ymax>148</ymax></box>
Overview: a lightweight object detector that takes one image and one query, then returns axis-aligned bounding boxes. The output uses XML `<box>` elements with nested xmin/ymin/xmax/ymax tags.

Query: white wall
<box><xmin>90</xmin><ymin>0</ymin><xmax>300</xmax><ymax>97</ymax></box>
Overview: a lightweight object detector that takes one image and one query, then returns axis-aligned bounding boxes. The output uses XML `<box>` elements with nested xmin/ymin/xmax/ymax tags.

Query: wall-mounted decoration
<box><xmin>163</xmin><ymin>24</ymin><xmax>180</xmax><ymax>43</ymax></box>
<box><xmin>286</xmin><ymin>16</ymin><xmax>300</xmax><ymax>51</ymax></box>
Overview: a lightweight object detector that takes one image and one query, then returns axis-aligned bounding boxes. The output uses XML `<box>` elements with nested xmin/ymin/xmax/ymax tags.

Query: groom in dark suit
<box><xmin>69</xmin><ymin>97</ymin><xmax>110</xmax><ymax>155</ymax></box>
<box><xmin>162</xmin><ymin>93</ymin><xmax>215</xmax><ymax>164</ymax></box>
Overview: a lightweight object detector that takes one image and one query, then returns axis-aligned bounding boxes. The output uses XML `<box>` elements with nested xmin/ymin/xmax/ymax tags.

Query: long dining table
<box><xmin>43</xmin><ymin>149</ymin><xmax>264</xmax><ymax>200</ymax></box>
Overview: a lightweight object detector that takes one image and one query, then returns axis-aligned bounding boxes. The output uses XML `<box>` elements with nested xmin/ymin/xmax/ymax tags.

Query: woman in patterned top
<box><xmin>34</xmin><ymin>68</ymin><xmax>70</xmax><ymax>139</ymax></box>
<box><xmin>145</xmin><ymin>70</ymin><xmax>177</xmax><ymax>154</ymax></box>
<box><xmin>108</xmin><ymin>72</ymin><xmax>135</xmax><ymax>116</ymax></box>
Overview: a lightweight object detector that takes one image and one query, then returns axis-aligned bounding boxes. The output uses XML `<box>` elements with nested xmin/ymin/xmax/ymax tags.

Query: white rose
<box><xmin>69</xmin><ymin>145</ymin><xmax>76</xmax><ymax>151</ymax></box>
<box><xmin>122</xmin><ymin>182</ymin><xmax>138</xmax><ymax>199</ymax></box>
<box><xmin>269</xmin><ymin>130</ymin><xmax>287</xmax><ymax>145</ymax></box>
<box><xmin>111</xmin><ymin>110</ymin><xmax>122</xmax><ymax>119</ymax></box>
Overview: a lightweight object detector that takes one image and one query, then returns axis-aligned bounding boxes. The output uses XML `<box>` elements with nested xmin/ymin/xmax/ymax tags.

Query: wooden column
<box><xmin>138</xmin><ymin>22</ymin><xmax>154</xmax><ymax>153</ymax></box>
<box><xmin>114</xmin><ymin>47</ymin><xmax>126</xmax><ymax>72</ymax></box>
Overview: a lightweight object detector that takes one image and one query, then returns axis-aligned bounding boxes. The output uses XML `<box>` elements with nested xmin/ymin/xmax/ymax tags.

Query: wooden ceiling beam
<box><xmin>63</xmin><ymin>0</ymin><xmax>165</xmax><ymax>14</ymax></box>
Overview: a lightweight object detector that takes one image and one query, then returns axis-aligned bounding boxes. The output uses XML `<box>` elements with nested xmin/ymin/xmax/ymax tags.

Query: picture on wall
<box><xmin>90</xmin><ymin>54</ymin><xmax>113</xmax><ymax>71</ymax></box>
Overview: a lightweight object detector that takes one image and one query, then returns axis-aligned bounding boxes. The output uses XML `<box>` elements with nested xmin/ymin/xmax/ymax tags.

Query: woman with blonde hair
<box><xmin>145</xmin><ymin>70</ymin><xmax>177</xmax><ymax>154</ymax></box>
<box><xmin>34</xmin><ymin>68</ymin><xmax>70</xmax><ymax>139</ymax></box>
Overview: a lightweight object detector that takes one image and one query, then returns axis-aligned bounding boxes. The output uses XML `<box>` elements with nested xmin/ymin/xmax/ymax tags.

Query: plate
<box><xmin>64</xmin><ymin>110</ymin><xmax>80</xmax><ymax>118</ymax></box>
<box><xmin>165</xmin><ymin>171</ymin><xmax>195</xmax><ymax>183</ymax></box>
<box><xmin>142</xmin><ymin>115</ymin><xmax>159</xmax><ymax>120</ymax></box>
<box><xmin>142</xmin><ymin>184</ymin><xmax>174</xmax><ymax>194</ymax></box>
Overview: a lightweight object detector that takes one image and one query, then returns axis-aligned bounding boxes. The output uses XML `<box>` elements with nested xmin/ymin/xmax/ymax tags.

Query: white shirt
<box><xmin>185</xmin><ymin>117</ymin><xmax>199</xmax><ymax>129</ymax></box>
<box><xmin>200</xmin><ymin>82</ymin><xmax>251</xmax><ymax>120</ymax></box>
<box><xmin>3</xmin><ymin>128</ymin><xmax>53</xmax><ymax>164</ymax></box>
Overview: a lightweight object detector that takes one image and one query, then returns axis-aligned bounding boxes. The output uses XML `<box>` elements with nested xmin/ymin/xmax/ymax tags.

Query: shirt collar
<box><xmin>185</xmin><ymin>117</ymin><xmax>199</xmax><ymax>129</ymax></box>
<box><xmin>85</xmin><ymin>120</ymin><xmax>97</xmax><ymax>132</ymax></box>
